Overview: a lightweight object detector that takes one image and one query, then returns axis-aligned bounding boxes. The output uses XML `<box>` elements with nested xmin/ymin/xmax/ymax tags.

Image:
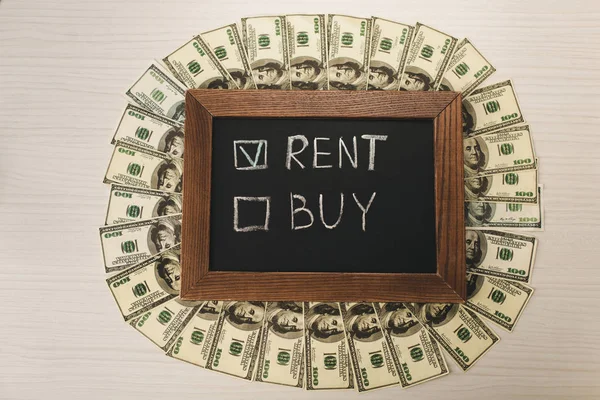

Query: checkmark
<box><xmin>233</xmin><ymin>140</ymin><xmax>268</xmax><ymax>170</ymax></box>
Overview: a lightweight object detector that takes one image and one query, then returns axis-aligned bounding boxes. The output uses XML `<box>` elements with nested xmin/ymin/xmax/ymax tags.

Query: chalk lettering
<box><xmin>352</xmin><ymin>192</ymin><xmax>377</xmax><ymax>231</ymax></box>
<box><xmin>313</xmin><ymin>138</ymin><xmax>332</xmax><ymax>168</ymax></box>
<box><xmin>339</xmin><ymin>136</ymin><xmax>358</xmax><ymax>169</ymax></box>
<box><xmin>286</xmin><ymin>135</ymin><xmax>309</xmax><ymax>169</ymax></box>
<box><xmin>319</xmin><ymin>193</ymin><xmax>344</xmax><ymax>229</ymax></box>
<box><xmin>290</xmin><ymin>193</ymin><xmax>314</xmax><ymax>230</ymax></box>
<box><xmin>361</xmin><ymin>135</ymin><xmax>388</xmax><ymax>170</ymax></box>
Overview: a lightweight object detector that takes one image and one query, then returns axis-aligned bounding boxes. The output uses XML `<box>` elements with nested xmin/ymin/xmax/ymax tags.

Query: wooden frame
<box><xmin>181</xmin><ymin>90</ymin><xmax>465</xmax><ymax>303</ymax></box>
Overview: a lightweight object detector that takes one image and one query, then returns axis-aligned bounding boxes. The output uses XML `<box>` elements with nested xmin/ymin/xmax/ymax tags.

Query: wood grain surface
<box><xmin>1</xmin><ymin>0</ymin><xmax>600</xmax><ymax>399</ymax></box>
<box><xmin>181</xmin><ymin>90</ymin><xmax>465</xmax><ymax>303</ymax></box>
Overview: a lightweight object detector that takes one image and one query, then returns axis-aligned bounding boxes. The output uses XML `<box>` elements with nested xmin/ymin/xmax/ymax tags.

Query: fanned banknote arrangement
<box><xmin>101</xmin><ymin>14</ymin><xmax>542</xmax><ymax>391</ymax></box>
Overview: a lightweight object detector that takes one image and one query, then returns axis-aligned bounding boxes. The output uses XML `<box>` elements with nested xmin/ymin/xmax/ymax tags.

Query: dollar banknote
<box><xmin>99</xmin><ymin>214</ymin><xmax>181</xmax><ymax>272</ymax></box>
<box><xmin>374</xmin><ymin>303</ymin><xmax>448</xmax><ymax>388</ymax></box>
<box><xmin>163</xmin><ymin>35</ymin><xmax>235</xmax><ymax>89</ymax></box>
<box><xmin>105</xmin><ymin>184</ymin><xmax>182</xmax><ymax>225</ymax></box>
<box><xmin>465</xmin><ymin>186</ymin><xmax>544</xmax><ymax>230</ymax></box>
<box><xmin>465</xmin><ymin>169</ymin><xmax>538</xmax><ymax>203</ymax></box>
<box><xmin>242</xmin><ymin>16</ymin><xmax>291</xmax><ymax>89</ymax></box>
<box><xmin>201</xmin><ymin>24</ymin><xmax>256</xmax><ymax>89</ymax></box>
<box><xmin>112</xmin><ymin>104</ymin><xmax>184</xmax><ymax>157</ymax></box>
<box><xmin>205</xmin><ymin>301</ymin><xmax>266</xmax><ymax>380</ymax></box>
<box><xmin>125</xmin><ymin>63</ymin><xmax>186</xmax><ymax>123</ymax></box>
<box><xmin>254</xmin><ymin>302</ymin><xmax>304</xmax><ymax>387</ymax></box>
<box><xmin>167</xmin><ymin>301</ymin><xmax>224</xmax><ymax>367</ymax></box>
<box><xmin>404</xmin><ymin>303</ymin><xmax>500</xmax><ymax>372</ymax></box>
<box><xmin>131</xmin><ymin>298</ymin><xmax>204</xmax><ymax>351</ymax></box>
<box><xmin>463</xmin><ymin>125</ymin><xmax>536</xmax><ymax>178</ymax></box>
<box><xmin>399</xmin><ymin>23</ymin><xmax>457</xmax><ymax>91</ymax></box>
<box><xmin>463</xmin><ymin>80</ymin><xmax>525</xmax><ymax>137</ymax></box>
<box><xmin>367</xmin><ymin>17</ymin><xmax>414</xmax><ymax>90</ymax></box>
<box><xmin>465</xmin><ymin>274</ymin><xmax>534</xmax><ymax>332</ymax></box>
<box><xmin>327</xmin><ymin>14</ymin><xmax>371</xmax><ymax>90</ymax></box>
<box><xmin>106</xmin><ymin>246</ymin><xmax>182</xmax><ymax>321</ymax></box>
<box><xmin>466</xmin><ymin>229</ymin><xmax>538</xmax><ymax>283</ymax></box>
<box><xmin>339</xmin><ymin>302</ymin><xmax>400</xmax><ymax>392</ymax></box>
<box><xmin>439</xmin><ymin>38</ymin><xmax>495</xmax><ymax>95</ymax></box>
<box><xmin>286</xmin><ymin>14</ymin><xmax>328</xmax><ymax>90</ymax></box>
<box><xmin>104</xmin><ymin>141</ymin><xmax>183</xmax><ymax>193</ymax></box>
<box><xmin>303</xmin><ymin>302</ymin><xmax>353</xmax><ymax>390</ymax></box>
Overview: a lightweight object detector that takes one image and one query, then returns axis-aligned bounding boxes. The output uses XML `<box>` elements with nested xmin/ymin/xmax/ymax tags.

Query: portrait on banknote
<box><xmin>305</xmin><ymin>303</ymin><xmax>345</xmax><ymax>343</ymax></box>
<box><xmin>198</xmin><ymin>301</ymin><xmax>221</xmax><ymax>320</ymax></box>
<box><xmin>265</xmin><ymin>302</ymin><xmax>304</xmax><ymax>339</ymax></box>
<box><xmin>463</xmin><ymin>137</ymin><xmax>489</xmax><ymax>177</ymax></box>
<box><xmin>290</xmin><ymin>56</ymin><xmax>326</xmax><ymax>90</ymax></box>
<box><xmin>367</xmin><ymin>61</ymin><xmax>398</xmax><ymax>90</ymax></box>
<box><xmin>154</xmin><ymin>249</ymin><xmax>182</xmax><ymax>295</ymax></box>
<box><xmin>465</xmin><ymin>230</ymin><xmax>487</xmax><ymax>268</ymax></box>
<box><xmin>151</xmin><ymin>158</ymin><xmax>183</xmax><ymax>192</ymax></box>
<box><xmin>418</xmin><ymin>303</ymin><xmax>460</xmax><ymax>328</ymax></box>
<box><xmin>157</xmin><ymin>128</ymin><xmax>184</xmax><ymax>158</ymax></box>
<box><xmin>465</xmin><ymin>176</ymin><xmax>490</xmax><ymax>200</ymax></box>
<box><xmin>169</xmin><ymin>101</ymin><xmax>186</xmax><ymax>123</ymax></box>
<box><xmin>399</xmin><ymin>67</ymin><xmax>432</xmax><ymax>91</ymax></box>
<box><xmin>466</xmin><ymin>273</ymin><xmax>485</xmax><ymax>299</ymax></box>
<box><xmin>149</xmin><ymin>217</ymin><xmax>181</xmax><ymax>253</ymax></box>
<box><xmin>155</xmin><ymin>195</ymin><xmax>182</xmax><ymax>217</ymax></box>
<box><xmin>343</xmin><ymin>303</ymin><xmax>382</xmax><ymax>342</ymax></box>
<box><xmin>328</xmin><ymin>57</ymin><xmax>366</xmax><ymax>90</ymax></box>
<box><xmin>465</xmin><ymin>202</ymin><xmax>496</xmax><ymax>227</ymax></box>
<box><xmin>252</xmin><ymin>60</ymin><xmax>289</xmax><ymax>89</ymax></box>
<box><xmin>462</xmin><ymin>106</ymin><xmax>475</xmax><ymax>135</ymax></box>
<box><xmin>223</xmin><ymin>301</ymin><xmax>266</xmax><ymax>330</ymax></box>
<box><xmin>378</xmin><ymin>303</ymin><xmax>421</xmax><ymax>337</ymax></box>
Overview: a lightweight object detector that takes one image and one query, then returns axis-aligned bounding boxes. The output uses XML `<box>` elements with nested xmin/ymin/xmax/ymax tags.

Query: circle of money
<box><xmin>102</xmin><ymin>15</ymin><xmax>541</xmax><ymax>392</ymax></box>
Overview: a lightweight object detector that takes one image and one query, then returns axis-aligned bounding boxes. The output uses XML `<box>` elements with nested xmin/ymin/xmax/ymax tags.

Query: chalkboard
<box><xmin>181</xmin><ymin>90</ymin><xmax>465</xmax><ymax>303</ymax></box>
<box><xmin>209</xmin><ymin>117</ymin><xmax>436</xmax><ymax>274</ymax></box>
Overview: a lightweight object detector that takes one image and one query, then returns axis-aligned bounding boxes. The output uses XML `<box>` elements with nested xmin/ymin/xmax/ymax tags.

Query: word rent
<box><xmin>233</xmin><ymin>134</ymin><xmax>388</xmax><ymax>232</ymax></box>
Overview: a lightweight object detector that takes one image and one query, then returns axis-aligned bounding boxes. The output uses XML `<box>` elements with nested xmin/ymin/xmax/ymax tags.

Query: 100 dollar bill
<box><xmin>287</xmin><ymin>14</ymin><xmax>328</xmax><ymax>90</ymax></box>
<box><xmin>205</xmin><ymin>301</ymin><xmax>266</xmax><ymax>380</ymax></box>
<box><xmin>367</xmin><ymin>17</ymin><xmax>414</xmax><ymax>91</ymax></box>
<box><xmin>303</xmin><ymin>302</ymin><xmax>353</xmax><ymax>390</ymax></box>
<box><xmin>167</xmin><ymin>301</ymin><xmax>224</xmax><ymax>367</ymax></box>
<box><xmin>374</xmin><ymin>303</ymin><xmax>448</xmax><ymax>388</ymax></box>
<box><xmin>254</xmin><ymin>302</ymin><xmax>304</xmax><ymax>387</ymax></box>
<box><xmin>340</xmin><ymin>302</ymin><xmax>399</xmax><ymax>392</ymax></box>
<box><xmin>201</xmin><ymin>24</ymin><xmax>256</xmax><ymax>90</ymax></box>
<box><xmin>131</xmin><ymin>298</ymin><xmax>204</xmax><ymax>351</ymax></box>
<box><xmin>464</xmin><ymin>125</ymin><xmax>536</xmax><ymax>178</ymax></box>
<box><xmin>112</xmin><ymin>104</ymin><xmax>184</xmax><ymax>157</ymax></box>
<box><xmin>99</xmin><ymin>214</ymin><xmax>181</xmax><ymax>272</ymax></box>
<box><xmin>465</xmin><ymin>186</ymin><xmax>544</xmax><ymax>230</ymax></box>
<box><xmin>163</xmin><ymin>35</ymin><xmax>235</xmax><ymax>89</ymax></box>
<box><xmin>404</xmin><ymin>303</ymin><xmax>500</xmax><ymax>372</ymax></box>
<box><xmin>466</xmin><ymin>229</ymin><xmax>538</xmax><ymax>283</ymax></box>
<box><xmin>105</xmin><ymin>184</ymin><xmax>182</xmax><ymax>225</ymax></box>
<box><xmin>104</xmin><ymin>141</ymin><xmax>183</xmax><ymax>193</ymax></box>
<box><xmin>463</xmin><ymin>80</ymin><xmax>524</xmax><ymax>137</ymax></box>
<box><xmin>125</xmin><ymin>63</ymin><xmax>186</xmax><ymax>123</ymax></box>
<box><xmin>465</xmin><ymin>169</ymin><xmax>538</xmax><ymax>203</ymax></box>
<box><xmin>327</xmin><ymin>14</ymin><xmax>371</xmax><ymax>90</ymax></box>
<box><xmin>440</xmin><ymin>38</ymin><xmax>495</xmax><ymax>95</ymax></box>
<box><xmin>400</xmin><ymin>23</ymin><xmax>457</xmax><ymax>91</ymax></box>
<box><xmin>465</xmin><ymin>274</ymin><xmax>534</xmax><ymax>332</ymax></box>
<box><xmin>242</xmin><ymin>16</ymin><xmax>291</xmax><ymax>90</ymax></box>
<box><xmin>106</xmin><ymin>246</ymin><xmax>181</xmax><ymax>321</ymax></box>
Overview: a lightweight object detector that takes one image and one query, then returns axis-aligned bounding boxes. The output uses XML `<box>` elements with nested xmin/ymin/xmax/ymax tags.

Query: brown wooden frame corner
<box><xmin>181</xmin><ymin>89</ymin><xmax>465</xmax><ymax>303</ymax></box>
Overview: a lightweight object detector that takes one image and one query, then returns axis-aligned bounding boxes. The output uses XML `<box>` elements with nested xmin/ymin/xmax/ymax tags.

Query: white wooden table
<box><xmin>1</xmin><ymin>0</ymin><xmax>599</xmax><ymax>398</ymax></box>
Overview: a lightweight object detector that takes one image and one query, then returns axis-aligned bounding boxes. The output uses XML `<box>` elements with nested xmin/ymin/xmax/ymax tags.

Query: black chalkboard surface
<box><xmin>209</xmin><ymin>117</ymin><xmax>436</xmax><ymax>274</ymax></box>
<box><xmin>181</xmin><ymin>89</ymin><xmax>465</xmax><ymax>303</ymax></box>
